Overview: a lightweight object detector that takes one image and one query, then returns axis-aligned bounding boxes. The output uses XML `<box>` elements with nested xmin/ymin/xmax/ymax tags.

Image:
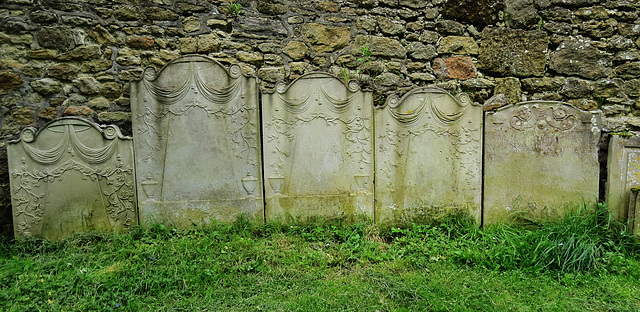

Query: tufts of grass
<box><xmin>1</xmin><ymin>203</ymin><xmax>640</xmax><ymax>311</ymax></box>
<box><xmin>449</xmin><ymin>203</ymin><xmax>640</xmax><ymax>274</ymax></box>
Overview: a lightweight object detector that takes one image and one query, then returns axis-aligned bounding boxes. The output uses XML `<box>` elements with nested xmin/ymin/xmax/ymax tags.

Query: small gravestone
<box><xmin>7</xmin><ymin>118</ymin><xmax>136</xmax><ymax>240</ymax></box>
<box><xmin>131</xmin><ymin>56</ymin><xmax>263</xmax><ymax>226</ymax></box>
<box><xmin>607</xmin><ymin>134</ymin><xmax>640</xmax><ymax>221</ymax></box>
<box><xmin>262</xmin><ymin>73</ymin><xmax>373</xmax><ymax>220</ymax></box>
<box><xmin>483</xmin><ymin>101</ymin><xmax>601</xmax><ymax>224</ymax></box>
<box><xmin>375</xmin><ymin>87</ymin><xmax>483</xmax><ymax>225</ymax></box>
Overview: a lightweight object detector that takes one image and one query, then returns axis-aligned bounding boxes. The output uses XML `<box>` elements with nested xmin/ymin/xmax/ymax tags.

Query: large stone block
<box><xmin>437</xmin><ymin>36</ymin><xmax>479</xmax><ymax>55</ymax></box>
<box><xmin>353</xmin><ymin>35</ymin><xmax>406</xmax><ymax>58</ymax></box>
<box><xmin>232</xmin><ymin>17</ymin><xmax>288</xmax><ymax>38</ymax></box>
<box><xmin>478</xmin><ymin>27</ymin><xmax>548</xmax><ymax>77</ymax></box>
<box><xmin>30</xmin><ymin>78</ymin><xmax>62</xmax><ymax>95</ymax></box>
<box><xmin>433</xmin><ymin>56</ymin><xmax>476</xmax><ymax>80</ymax></box>
<box><xmin>0</xmin><ymin>70</ymin><xmax>23</xmax><ymax>95</ymax></box>
<box><xmin>494</xmin><ymin>77</ymin><xmax>522</xmax><ymax>104</ymax></box>
<box><xmin>442</xmin><ymin>0</ymin><xmax>503</xmax><ymax>27</ymax></box>
<box><xmin>375</xmin><ymin>87</ymin><xmax>483</xmax><ymax>226</ymax></box>
<box><xmin>36</xmin><ymin>26</ymin><xmax>73</xmax><ymax>51</ymax></box>
<box><xmin>283</xmin><ymin>41</ymin><xmax>308</xmax><ymax>60</ymax></box>
<box><xmin>550</xmin><ymin>39</ymin><xmax>612</xmax><ymax>79</ymax></box>
<box><xmin>47</xmin><ymin>63</ymin><xmax>79</xmax><ymax>80</ymax></box>
<box><xmin>88</xmin><ymin>25</ymin><xmax>117</xmax><ymax>46</ymax></box>
<box><xmin>483</xmin><ymin>102</ymin><xmax>601</xmax><ymax>224</ymax></box>
<box><xmin>303</xmin><ymin>23</ymin><xmax>350</xmax><ymax>53</ymax></box>
<box><xmin>504</xmin><ymin>0</ymin><xmax>540</xmax><ymax>29</ymax></box>
<box><xmin>606</xmin><ymin>135</ymin><xmax>640</xmax><ymax>221</ymax></box>
<box><xmin>131</xmin><ymin>56</ymin><xmax>263</xmax><ymax>227</ymax></box>
<box><xmin>262</xmin><ymin>73</ymin><xmax>373</xmax><ymax>221</ymax></box>
<box><xmin>7</xmin><ymin>118</ymin><xmax>137</xmax><ymax>240</ymax></box>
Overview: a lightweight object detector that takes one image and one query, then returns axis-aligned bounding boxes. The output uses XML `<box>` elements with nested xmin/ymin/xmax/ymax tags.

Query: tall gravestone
<box><xmin>131</xmin><ymin>56</ymin><xmax>263</xmax><ymax>226</ymax></box>
<box><xmin>262</xmin><ymin>73</ymin><xmax>373</xmax><ymax>220</ymax></box>
<box><xmin>375</xmin><ymin>87</ymin><xmax>483</xmax><ymax>225</ymax></box>
<box><xmin>484</xmin><ymin>101</ymin><xmax>601</xmax><ymax>224</ymax></box>
<box><xmin>607</xmin><ymin>134</ymin><xmax>640</xmax><ymax>221</ymax></box>
<box><xmin>7</xmin><ymin>118</ymin><xmax>136</xmax><ymax>240</ymax></box>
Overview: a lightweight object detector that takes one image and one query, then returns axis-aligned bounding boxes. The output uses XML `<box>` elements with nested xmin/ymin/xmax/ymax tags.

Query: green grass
<box><xmin>1</xmin><ymin>204</ymin><xmax>640</xmax><ymax>311</ymax></box>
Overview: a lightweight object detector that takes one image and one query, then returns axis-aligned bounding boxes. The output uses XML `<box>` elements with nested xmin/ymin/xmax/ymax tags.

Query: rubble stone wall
<box><xmin>0</xmin><ymin>0</ymin><xmax>638</xmax><ymax>236</ymax></box>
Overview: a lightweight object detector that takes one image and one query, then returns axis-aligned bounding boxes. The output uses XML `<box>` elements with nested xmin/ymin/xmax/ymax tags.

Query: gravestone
<box><xmin>483</xmin><ymin>101</ymin><xmax>601</xmax><ymax>224</ymax></box>
<box><xmin>627</xmin><ymin>188</ymin><xmax>640</xmax><ymax>235</ymax></box>
<box><xmin>131</xmin><ymin>55</ymin><xmax>263</xmax><ymax>226</ymax></box>
<box><xmin>262</xmin><ymin>73</ymin><xmax>373</xmax><ymax>220</ymax></box>
<box><xmin>375</xmin><ymin>87</ymin><xmax>483</xmax><ymax>225</ymax></box>
<box><xmin>7</xmin><ymin>118</ymin><xmax>136</xmax><ymax>240</ymax></box>
<box><xmin>607</xmin><ymin>134</ymin><xmax>640</xmax><ymax>221</ymax></box>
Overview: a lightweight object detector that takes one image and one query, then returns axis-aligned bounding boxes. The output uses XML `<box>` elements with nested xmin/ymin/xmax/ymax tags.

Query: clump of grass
<box><xmin>450</xmin><ymin>203</ymin><xmax>640</xmax><ymax>273</ymax></box>
<box><xmin>2</xmin><ymin>204</ymin><xmax>640</xmax><ymax>311</ymax></box>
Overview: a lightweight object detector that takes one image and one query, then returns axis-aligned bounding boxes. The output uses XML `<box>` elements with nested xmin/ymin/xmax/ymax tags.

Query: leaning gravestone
<box><xmin>375</xmin><ymin>87</ymin><xmax>483</xmax><ymax>225</ymax></box>
<box><xmin>262</xmin><ymin>73</ymin><xmax>373</xmax><ymax>220</ymax></box>
<box><xmin>483</xmin><ymin>101</ymin><xmax>601</xmax><ymax>224</ymax></box>
<box><xmin>607</xmin><ymin>134</ymin><xmax>640</xmax><ymax>221</ymax></box>
<box><xmin>131</xmin><ymin>56</ymin><xmax>263</xmax><ymax>226</ymax></box>
<box><xmin>7</xmin><ymin>118</ymin><xmax>136</xmax><ymax>240</ymax></box>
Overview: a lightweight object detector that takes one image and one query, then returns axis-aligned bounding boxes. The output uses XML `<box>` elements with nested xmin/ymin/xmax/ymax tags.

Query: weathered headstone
<box><xmin>131</xmin><ymin>55</ymin><xmax>263</xmax><ymax>226</ymax></box>
<box><xmin>262</xmin><ymin>73</ymin><xmax>373</xmax><ymax>220</ymax></box>
<box><xmin>7</xmin><ymin>118</ymin><xmax>136</xmax><ymax>240</ymax></box>
<box><xmin>483</xmin><ymin>101</ymin><xmax>601</xmax><ymax>224</ymax></box>
<box><xmin>607</xmin><ymin>134</ymin><xmax>640</xmax><ymax>221</ymax></box>
<box><xmin>375</xmin><ymin>87</ymin><xmax>483</xmax><ymax>225</ymax></box>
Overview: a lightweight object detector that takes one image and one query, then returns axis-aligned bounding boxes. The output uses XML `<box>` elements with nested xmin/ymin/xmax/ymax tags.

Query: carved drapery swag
<box><xmin>262</xmin><ymin>72</ymin><xmax>374</xmax><ymax>219</ymax></box>
<box><xmin>8</xmin><ymin>118</ymin><xmax>136</xmax><ymax>238</ymax></box>
<box><xmin>384</xmin><ymin>87</ymin><xmax>473</xmax><ymax>126</ymax></box>
<box><xmin>135</xmin><ymin>60</ymin><xmax>258</xmax><ymax>165</ymax></box>
<box><xmin>375</xmin><ymin>87</ymin><xmax>483</xmax><ymax>225</ymax></box>
<box><xmin>266</xmin><ymin>75</ymin><xmax>372</xmax><ymax>175</ymax></box>
<box><xmin>20</xmin><ymin>124</ymin><xmax>118</xmax><ymax>165</ymax></box>
<box><xmin>131</xmin><ymin>55</ymin><xmax>263</xmax><ymax>226</ymax></box>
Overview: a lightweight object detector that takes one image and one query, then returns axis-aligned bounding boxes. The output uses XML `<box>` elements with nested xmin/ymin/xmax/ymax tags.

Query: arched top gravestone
<box><xmin>483</xmin><ymin>101</ymin><xmax>601</xmax><ymax>224</ymax></box>
<box><xmin>131</xmin><ymin>55</ymin><xmax>263</xmax><ymax>226</ymax></box>
<box><xmin>606</xmin><ymin>134</ymin><xmax>640</xmax><ymax>223</ymax></box>
<box><xmin>7</xmin><ymin>117</ymin><xmax>136</xmax><ymax>240</ymax></box>
<box><xmin>262</xmin><ymin>72</ymin><xmax>373</xmax><ymax>220</ymax></box>
<box><xmin>375</xmin><ymin>87</ymin><xmax>483</xmax><ymax>225</ymax></box>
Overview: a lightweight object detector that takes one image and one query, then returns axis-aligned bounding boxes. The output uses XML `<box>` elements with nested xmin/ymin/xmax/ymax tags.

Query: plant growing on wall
<box><xmin>228</xmin><ymin>3</ymin><xmax>242</xmax><ymax>16</ymax></box>
<box><xmin>357</xmin><ymin>46</ymin><xmax>372</xmax><ymax>64</ymax></box>
<box><xmin>340</xmin><ymin>46</ymin><xmax>374</xmax><ymax>84</ymax></box>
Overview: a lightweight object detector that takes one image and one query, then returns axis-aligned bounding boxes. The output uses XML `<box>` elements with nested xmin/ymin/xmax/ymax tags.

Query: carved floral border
<box><xmin>11</xmin><ymin>158</ymin><xmax>135</xmax><ymax>237</ymax></box>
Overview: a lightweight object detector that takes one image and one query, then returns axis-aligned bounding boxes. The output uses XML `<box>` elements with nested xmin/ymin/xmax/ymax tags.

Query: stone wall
<box><xmin>0</xmin><ymin>0</ymin><xmax>638</xmax><ymax>236</ymax></box>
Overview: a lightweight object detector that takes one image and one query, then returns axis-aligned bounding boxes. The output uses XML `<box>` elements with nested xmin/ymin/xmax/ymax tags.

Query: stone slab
<box><xmin>606</xmin><ymin>134</ymin><xmax>640</xmax><ymax>221</ymax></box>
<box><xmin>483</xmin><ymin>101</ymin><xmax>601</xmax><ymax>224</ymax></box>
<box><xmin>131</xmin><ymin>55</ymin><xmax>263</xmax><ymax>227</ymax></box>
<box><xmin>375</xmin><ymin>87</ymin><xmax>483</xmax><ymax>226</ymax></box>
<box><xmin>627</xmin><ymin>189</ymin><xmax>640</xmax><ymax>235</ymax></box>
<box><xmin>7</xmin><ymin>117</ymin><xmax>136</xmax><ymax>240</ymax></box>
<box><xmin>262</xmin><ymin>73</ymin><xmax>373</xmax><ymax>221</ymax></box>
